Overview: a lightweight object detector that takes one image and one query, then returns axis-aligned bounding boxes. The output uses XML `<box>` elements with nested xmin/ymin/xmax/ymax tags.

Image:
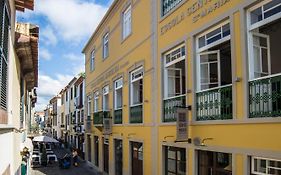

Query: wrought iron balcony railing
<box><xmin>163</xmin><ymin>94</ymin><xmax>186</xmax><ymax>122</ymax></box>
<box><xmin>93</xmin><ymin>111</ymin><xmax>110</xmax><ymax>125</ymax></box>
<box><xmin>114</xmin><ymin>109</ymin><xmax>122</xmax><ymax>124</ymax></box>
<box><xmin>196</xmin><ymin>85</ymin><xmax>232</xmax><ymax>121</ymax></box>
<box><xmin>249</xmin><ymin>74</ymin><xmax>281</xmax><ymax>118</ymax></box>
<box><xmin>130</xmin><ymin>104</ymin><xmax>143</xmax><ymax>123</ymax></box>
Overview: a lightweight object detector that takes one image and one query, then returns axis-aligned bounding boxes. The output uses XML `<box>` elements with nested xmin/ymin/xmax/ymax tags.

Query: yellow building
<box><xmin>83</xmin><ymin>0</ymin><xmax>281</xmax><ymax>174</ymax></box>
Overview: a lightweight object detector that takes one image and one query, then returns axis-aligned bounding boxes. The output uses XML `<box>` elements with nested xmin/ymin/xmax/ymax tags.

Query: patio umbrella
<box><xmin>33</xmin><ymin>136</ymin><xmax>59</xmax><ymax>143</ymax></box>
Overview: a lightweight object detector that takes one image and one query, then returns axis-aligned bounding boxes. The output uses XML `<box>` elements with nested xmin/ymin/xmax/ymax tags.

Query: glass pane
<box><xmin>199</xmin><ymin>36</ymin><xmax>205</xmax><ymax>48</ymax></box>
<box><xmin>261</xmin><ymin>48</ymin><xmax>269</xmax><ymax>73</ymax></box>
<box><xmin>251</xmin><ymin>7</ymin><xmax>262</xmax><ymax>24</ymax></box>
<box><xmin>264</xmin><ymin>5</ymin><xmax>281</xmax><ymax>19</ymax></box>
<box><xmin>200</xmin><ymin>64</ymin><xmax>209</xmax><ymax>84</ymax></box>
<box><xmin>168</xmin><ymin>149</ymin><xmax>176</xmax><ymax>159</ymax></box>
<box><xmin>167</xmin><ymin>159</ymin><xmax>176</xmax><ymax>172</ymax></box>
<box><xmin>222</xmin><ymin>23</ymin><xmax>230</xmax><ymax>37</ymax></box>
<box><xmin>207</xmin><ymin>34</ymin><xmax>222</xmax><ymax>45</ymax></box>
<box><xmin>116</xmin><ymin>89</ymin><xmax>122</xmax><ymax>108</ymax></box>
<box><xmin>209</xmin><ymin>62</ymin><xmax>218</xmax><ymax>83</ymax></box>
<box><xmin>177</xmin><ymin>160</ymin><xmax>186</xmax><ymax>174</ymax></box>
<box><xmin>269</xmin><ymin>160</ymin><xmax>281</xmax><ymax>168</ymax></box>
<box><xmin>264</xmin><ymin>0</ymin><xmax>281</xmax><ymax>11</ymax></box>
<box><xmin>268</xmin><ymin>168</ymin><xmax>281</xmax><ymax>175</ymax></box>
<box><xmin>206</xmin><ymin>27</ymin><xmax>221</xmax><ymax>39</ymax></box>
<box><xmin>256</xmin><ymin>159</ymin><xmax>267</xmax><ymax>173</ymax></box>
<box><xmin>253</xmin><ymin>46</ymin><xmax>261</xmax><ymax>77</ymax></box>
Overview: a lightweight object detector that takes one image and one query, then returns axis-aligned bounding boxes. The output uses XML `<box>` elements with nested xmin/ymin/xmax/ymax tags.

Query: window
<box><xmin>90</xmin><ymin>49</ymin><xmax>95</xmax><ymax>71</ymax></box>
<box><xmin>71</xmin><ymin>87</ymin><xmax>73</xmax><ymax>100</ymax></box>
<box><xmin>198</xmin><ymin>150</ymin><xmax>232</xmax><ymax>175</ymax></box>
<box><xmin>0</xmin><ymin>0</ymin><xmax>10</xmax><ymax>110</ymax></box>
<box><xmin>87</xmin><ymin>96</ymin><xmax>91</xmax><ymax>117</ymax></box>
<box><xmin>164</xmin><ymin>146</ymin><xmax>186</xmax><ymax>175</ymax></box>
<box><xmin>247</xmin><ymin>1</ymin><xmax>281</xmax><ymax>118</ymax></box>
<box><xmin>94</xmin><ymin>91</ymin><xmax>99</xmax><ymax>112</ymax></box>
<box><xmin>123</xmin><ymin>5</ymin><xmax>131</xmax><ymax>39</ymax></box>
<box><xmin>102</xmin><ymin>86</ymin><xmax>109</xmax><ymax>111</ymax></box>
<box><xmin>103</xmin><ymin>33</ymin><xmax>109</xmax><ymax>58</ymax></box>
<box><xmin>162</xmin><ymin>0</ymin><xmax>183</xmax><ymax>16</ymax></box>
<box><xmin>251</xmin><ymin>157</ymin><xmax>281</xmax><ymax>175</ymax></box>
<box><xmin>131</xmin><ymin>142</ymin><xmax>143</xmax><ymax>175</ymax></box>
<box><xmin>66</xmin><ymin>91</ymin><xmax>68</xmax><ymax>102</ymax></box>
<box><xmin>196</xmin><ymin>21</ymin><xmax>232</xmax><ymax>91</ymax></box>
<box><xmin>196</xmin><ymin>21</ymin><xmax>233</xmax><ymax>121</ymax></box>
<box><xmin>130</xmin><ymin>67</ymin><xmax>143</xmax><ymax>106</ymax></box>
<box><xmin>114</xmin><ymin>78</ymin><xmax>123</xmax><ymax>109</ymax></box>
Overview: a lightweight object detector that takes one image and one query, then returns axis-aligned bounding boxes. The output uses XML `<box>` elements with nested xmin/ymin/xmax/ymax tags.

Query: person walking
<box><xmin>72</xmin><ymin>148</ymin><xmax>78</xmax><ymax>167</ymax></box>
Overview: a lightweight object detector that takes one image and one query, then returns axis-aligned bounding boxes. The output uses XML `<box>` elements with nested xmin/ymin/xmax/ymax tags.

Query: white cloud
<box><xmin>40</xmin><ymin>49</ymin><xmax>52</xmax><ymax>60</ymax></box>
<box><xmin>34</xmin><ymin>0</ymin><xmax>109</xmax><ymax>42</ymax></box>
<box><xmin>35</xmin><ymin>72</ymin><xmax>74</xmax><ymax>111</ymax></box>
<box><xmin>63</xmin><ymin>53</ymin><xmax>83</xmax><ymax>61</ymax></box>
<box><xmin>41</xmin><ymin>26</ymin><xmax>58</xmax><ymax>46</ymax></box>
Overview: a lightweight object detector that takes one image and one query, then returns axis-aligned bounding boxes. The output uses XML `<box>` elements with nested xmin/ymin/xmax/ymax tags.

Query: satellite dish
<box><xmin>193</xmin><ymin>137</ymin><xmax>201</xmax><ymax>146</ymax></box>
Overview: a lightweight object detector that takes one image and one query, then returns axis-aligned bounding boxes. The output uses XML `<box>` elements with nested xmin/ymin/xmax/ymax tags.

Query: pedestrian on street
<box><xmin>72</xmin><ymin>148</ymin><xmax>78</xmax><ymax>167</ymax></box>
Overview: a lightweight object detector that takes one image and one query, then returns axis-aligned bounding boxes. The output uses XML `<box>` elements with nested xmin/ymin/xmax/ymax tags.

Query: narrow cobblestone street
<box><xmin>30</xmin><ymin>148</ymin><xmax>101</xmax><ymax>175</ymax></box>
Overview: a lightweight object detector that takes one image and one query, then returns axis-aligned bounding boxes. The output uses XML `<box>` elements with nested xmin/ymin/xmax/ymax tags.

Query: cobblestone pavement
<box><xmin>30</xmin><ymin>148</ymin><xmax>101</xmax><ymax>175</ymax></box>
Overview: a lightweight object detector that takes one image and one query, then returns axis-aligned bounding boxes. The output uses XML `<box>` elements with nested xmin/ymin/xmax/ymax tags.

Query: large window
<box><xmin>162</xmin><ymin>0</ymin><xmax>183</xmax><ymax>16</ymax></box>
<box><xmin>130</xmin><ymin>67</ymin><xmax>143</xmax><ymax>123</ymax></box>
<box><xmin>163</xmin><ymin>45</ymin><xmax>186</xmax><ymax>122</ymax></box>
<box><xmin>114</xmin><ymin>78</ymin><xmax>123</xmax><ymax>124</ymax></box>
<box><xmin>90</xmin><ymin>49</ymin><xmax>95</xmax><ymax>71</ymax></box>
<box><xmin>248</xmin><ymin>0</ymin><xmax>281</xmax><ymax>118</ymax></box>
<box><xmin>87</xmin><ymin>95</ymin><xmax>91</xmax><ymax>117</ymax></box>
<box><xmin>102</xmin><ymin>86</ymin><xmax>109</xmax><ymax>111</ymax></box>
<box><xmin>131</xmin><ymin>142</ymin><xmax>143</xmax><ymax>175</ymax></box>
<box><xmin>251</xmin><ymin>157</ymin><xmax>281</xmax><ymax>175</ymax></box>
<box><xmin>196</xmin><ymin>21</ymin><xmax>233</xmax><ymax>121</ymax></box>
<box><xmin>94</xmin><ymin>91</ymin><xmax>99</xmax><ymax>112</ymax></box>
<box><xmin>130</xmin><ymin>67</ymin><xmax>143</xmax><ymax>106</ymax></box>
<box><xmin>198</xmin><ymin>150</ymin><xmax>232</xmax><ymax>175</ymax></box>
<box><xmin>164</xmin><ymin>146</ymin><xmax>186</xmax><ymax>175</ymax></box>
<box><xmin>123</xmin><ymin>5</ymin><xmax>131</xmax><ymax>39</ymax></box>
<box><xmin>103</xmin><ymin>33</ymin><xmax>109</xmax><ymax>58</ymax></box>
<box><xmin>115</xmin><ymin>139</ymin><xmax>123</xmax><ymax>175</ymax></box>
<box><xmin>0</xmin><ymin>0</ymin><xmax>9</xmax><ymax>110</ymax></box>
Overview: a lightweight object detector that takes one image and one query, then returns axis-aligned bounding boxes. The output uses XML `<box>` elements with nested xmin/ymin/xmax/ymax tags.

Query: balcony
<box><xmin>249</xmin><ymin>74</ymin><xmax>281</xmax><ymax>118</ymax></box>
<box><xmin>93</xmin><ymin>111</ymin><xmax>110</xmax><ymax>125</ymax></box>
<box><xmin>163</xmin><ymin>95</ymin><xmax>186</xmax><ymax>122</ymax></box>
<box><xmin>196</xmin><ymin>85</ymin><xmax>232</xmax><ymax>121</ymax></box>
<box><xmin>114</xmin><ymin>109</ymin><xmax>122</xmax><ymax>124</ymax></box>
<box><xmin>130</xmin><ymin>104</ymin><xmax>143</xmax><ymax>123</ymax></box>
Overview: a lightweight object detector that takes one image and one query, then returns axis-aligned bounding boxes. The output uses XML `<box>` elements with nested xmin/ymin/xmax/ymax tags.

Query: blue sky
<box><xmin>17</xmin><ymin>0</ymin><xmax>113</xmax><ymax>110</ymax></box>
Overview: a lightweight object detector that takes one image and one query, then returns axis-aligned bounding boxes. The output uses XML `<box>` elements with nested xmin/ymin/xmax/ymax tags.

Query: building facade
<box><xmin>49</xmin><ymin>95</ymin><xmax>61</xmax><ymax>139</ymax></box>
<box><xmin>84</xmin><ymin>0</ymin><xmax>281</xmax><ymax>175</ymax></box>
<box><xmin>0</xmin><ymin>0</ymin><xmax>39</xmax><ymax>174</ymax></box>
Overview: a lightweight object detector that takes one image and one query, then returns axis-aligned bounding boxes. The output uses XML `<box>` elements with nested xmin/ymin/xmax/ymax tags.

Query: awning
<box><xmin>15</xmin><ymin>0</ymin><xmax>34</xmax><ymax>12</ymax></box>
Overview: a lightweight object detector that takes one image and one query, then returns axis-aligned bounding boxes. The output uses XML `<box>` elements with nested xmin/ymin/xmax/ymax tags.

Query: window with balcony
<box><xmin>123</xmin><ymin>5</ymin><xmax>131</xmax><ymax>39</ymax></box>
<box><xmin>102</xmin><ymin>85</ymin><xmax>109</xmax><ymax>111</ymax></box>
<box><xmin>248</xmin><ymin>0</ymin><xmax>281</xmax><ymax>118</ymax></box>
<box><xmin>196</xmin><ymin>21</ymin><xmax>233</xmax><ymax>121</ymax></box>
<box><xmin>114</xmin><ymin>78</ymin><xmax>123</xmax><ymax>124</ymax></box>
<box><xmin>251</xmin><ymin>157</ymin><xmax>281</xmax><ymax>175</ymax></box>
<box><xmin>163</xmin><ymin>44</ymin><xmax>186</xmax><ymax>122</ymax></box>
<box><xmin>0</xmin><ymin>0</ymin><xmax>9</xmax><ymax>113</ymax></box>
<box><xmin>90</xmin><ymin>49</ymin><xmax>95</xmax><ymax>71</ymax></box>
<box><xmin>162</xmin><ymin>0</ymin><xmax>183</xmax><ymax>16</ymax></box>
<box><xmin>103</xmin><ymin>33</ymin><xmax>109</xmax><ymax>58</ymax></box>
<box><xmin>130</xmin><ymin>67</ymin><xmax>143</xmax><ymax>123</ymax></box>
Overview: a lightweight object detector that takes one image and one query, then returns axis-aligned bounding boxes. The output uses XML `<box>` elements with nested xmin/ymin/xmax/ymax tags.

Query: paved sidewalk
<box><xmin>31</xmin><ymin>148</ymin><xmax>101</xmax><ymax>175</ymax></box>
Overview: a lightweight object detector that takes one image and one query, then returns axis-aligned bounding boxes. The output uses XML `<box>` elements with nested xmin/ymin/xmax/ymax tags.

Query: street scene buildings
<box><xmin>1</xmin><ymin>0</ymin><xmax>281</xmax><ymax>175</ymax></box>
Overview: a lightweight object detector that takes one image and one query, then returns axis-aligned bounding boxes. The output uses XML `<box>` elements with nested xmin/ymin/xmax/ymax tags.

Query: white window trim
<box><xmin>103</xmin><ymin>33</ymin><xmax>109</xmax><ymax>58</ymax></box>
<box><xmin>122</xmin><ymin>5</ymin><xmax>132</xmax><ymax>39</ymax></box>
<box><xmin>87</xmin><ymin>96</ymin><xmax>91</xmax><ymax>116</ymax></box>
<box><xmin>248</xmin><ymin>0</ymin><xmax>281</xmax><ymax>31</ymax></box>
<box><xmin>94</xmin><ymin>91</ymin><xmax>99</xmax><ymax>112</ymax></box>
<box><xmin>130</xmin><ymin>67</ymin><xmax>143</xmax><ymax>106</ymax></box>
<box><xmin>251</xmin><ymin>156</ymin><xmax>281</xmax><ymax>175</ymax></box>
<box><xmin>90</xmin><ymin>49</ymin><xmax>95</xmax><ymax>71</ymax></box>
<box><xmin>196</xmin><ymin>20</ymin><xmax>230</xmax><ymax>51</ymax></box>
<box><xmin>164</xmin><ymin>68</ymin><xmax>183</xmax><ymax>98</ymax></box>
<box><xmin>114</xmin><ymin>78</ymin><xmax>123</xmax><ymax>110</ymax></box>
<box><xmin>164</xmin><ymin>44</ymin><xmax>186</xmax><ymax>67</ymax></box>
<box><xmin>102</xmin><ymin>86</ymin><xmax>109</xmax><ymax>111</ymax></box>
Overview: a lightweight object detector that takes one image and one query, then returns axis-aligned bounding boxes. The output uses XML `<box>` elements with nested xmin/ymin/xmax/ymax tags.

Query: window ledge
<box><xmin>121</xmin><ymin>32</ymin><xmax>132</xmax><ymax>44</ymax></box>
